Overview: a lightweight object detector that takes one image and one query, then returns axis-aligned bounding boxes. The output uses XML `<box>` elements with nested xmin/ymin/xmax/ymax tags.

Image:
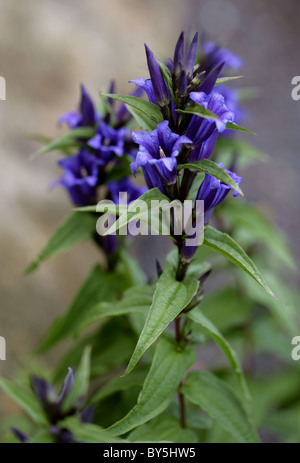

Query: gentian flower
<box><xmin>182</xmin><ymin>163</ymin><xmax>242</xmax><ymax>261</ymax></box>
<box><xmin>197</xmin><ymin>162</ymin><xmax>242</xmax><ymax>219</ymax></box>
<box><xmin>88</xmin><ymin>122</ymin><xmax>130</xmax><ymax>165</ymax></box>
<box><xmin>54</xmin><ymin>148</ymin><xmax>100</xmax><ymax>206</ymax></box>
<box><xmin>186</xmin><ymin>91</ymin><xmax>234</xmax><ymax>151</ymax></box>
<box><xmin>13</xmin><ymin>368</ymin><xmax>93</xmax><ymax>443</ymax></box>
<box><xmin>108</xmin><ymin>178</ymin><xmax>147</xmax><ymax>204</ymax></box>
<box><xmin>201</xmin><ymin>41</ymin><xmax>243</xmax><ymax>73</ymax></box>
<box><xmin>131</xmin><ymin>121</ymin><xmax>191</xmax><ymax>192</ymax></box>
<box><xmin>58</xmin><ymin>84</ymin><xmax>97</xmax><ymax>129</ymax></box>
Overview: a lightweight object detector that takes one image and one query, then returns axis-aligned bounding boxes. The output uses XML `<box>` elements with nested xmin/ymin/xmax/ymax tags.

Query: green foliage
<box><xmin>124</xmin><ymin>269</ymin><xmax>199</xmax><ymax>375</ymax></box>
<box><xmin>178</xmin><ymin>159</ymin><xmax>243</xmax><ymax>195</ymax></box>
<box><xmin>30</xmin><ymin>126</ymin><xmax>95</xmax><ymax>159</ymax></box>
<box><xmin>203</xmin><ymin>226</ymin><xmax>276</xmax><ymax>299</ymax></box>
<box><xmin>108</xmin><ymin>338</ymin><xmax>196</xmax><ymax>436</ymax></box>
<box><xmin>182</xmin><ymin>371</ymin><xmax>259</xmax><ymax>443</ymax></box>
<box><xmin>25</xmin><ymin>212</ymin><xmax>96</xmax><ymax>274</ymax></box>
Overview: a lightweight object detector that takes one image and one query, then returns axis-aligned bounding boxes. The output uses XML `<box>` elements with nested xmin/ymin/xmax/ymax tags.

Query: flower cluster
<box><xmin>13</xmin><ymin>369</ymin><xmax>92</xmax><ymax>443</ymax></box>
<box><xmin>55</xmin><ymin>84</ymin><xmax>140</xmax><ymax>207</ymax></box>
<box><xmin>131</xmin><ymin>32</ymin><xmax>242</xmax><ymax>203</ymax></box>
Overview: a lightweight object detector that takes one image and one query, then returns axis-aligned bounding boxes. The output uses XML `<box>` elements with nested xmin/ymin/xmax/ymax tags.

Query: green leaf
<box><xmin>79</xmin><ymin>285</ymin><xmax>154</xmax><ymax>332</ymax></box>
<box><xmin>239</xmin><ymin>270</ymin><xmax>298</xmax><ymax>337</ymax></box>
<box><xmin>30</xmin><ymin>430</ymin><xmax>56</xmax><ymax>443</ymax></box>
<box><xmin>220</xmin><ymin>200</ymin><xmax>295</xmax><ymax>270</ymax></box>
<box><xmin>177</xmin><ymin>103</ymin><xmax>220</xmax><ymax>121</ymax></box>
<box><xmin>108</xmin><ymin>338</ymin><xmax>196</xmax><ymax>436</ymax></box>
<box><xmin>178</xmin><ymin>159</ymin><xmax>243</xmax><ymax>196</ymax></box>
<box><xmin>124</xmin><ymin>270</ymin><xmax>199</xmax><ymax>375</ymax></box>
<box><xmin>203</xmin><ymin>226</ymin><xmax>276</xmax><ymax>299</ymax></box>
<box><xmin>116</xmin><ymin>248</ymin><xmax>147</xmax><ymax>286</ymax></box>
<box><xmin>30</xmin><ymin>126</ymin><xmax>95</xmax><ymax>159</ymax></box>
<box><xmin>0</xmin><ymin>379</ymin><xmax>47</xmax><ymax>425</ymax></box>
<box><xmin>62</xmin><ymin>347</ymin><xmax>91</xmax><ymax>412</ymax></box>
<box><xmin>215</xmin><ymin>76</ymin><xmax>244</xmax><ymax>86</ymax></box>
<box><xmin>199</xmin><ymin>286</ymin><xmax>251</xmax><ymax>332</ymax></box>
<box><xmin>62</xmin><ymin>417</ymin><xmax>127</xmax><ymax>443</ymax></box>
<box><xmin>103</xmin><ymin>188</ymin><xmax>171</xmax><ymax>236</ymax></box>
<box><xmin>157</xmin><ymin>60</ymin><xmax>176</xmax><ymax>101</ymax></box>
<box><xmin>226</xmin><ymin>122</ymin><xmax>256</xmax><ymax>135</ymax></box>
<box><xmin>129</xmin><ymin>415</ymin><xmax>198</xmax><ymax>443</ymax></box>
<box><xmin>25</xmin><ymin>212</ymin><xmax>96</xmax><ymax>274</ymax></box>
<box><xmin>38</xmin><ymin>265</ymin><xmax>118</xmax><ymax>352</ymax></box>
<box><xmin>187</xmin><ymin>309</ymin><xmax>252</xmax><ymax>412</ymax></box>
<box><xmin>126</xmin><ymin>104</ymin><xmax>158</xmax><ymax>131</ymax></box>
<box><xmin>92</xmin><ymin>366</ymin><xmax>148</xmax><ymax>404</ymax></box>
<box><xmin>102</xmin><ymin>93</ymin><xmax>163</xmax><ymax>124</ymax></box>
<box><xmin>182</xmin><ymin>371</ymin><xmax>259</xmax><ymax>443</ymax></box>
<box><xmin>216</xmin><ymin>138</ymin><xmax>269</xmax><ymax>167</ymax></box>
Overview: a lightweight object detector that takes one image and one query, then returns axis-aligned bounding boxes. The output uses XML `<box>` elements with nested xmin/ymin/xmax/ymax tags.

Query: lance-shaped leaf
<box><xmin>177</xmin><ymin>159</ymin><xmax>243</xmax><ymax>196</ymax></box>
<box><xmin>92</xmin><ymin>366</ymin><xmax>148</xmax><ymax>404</ymax></box>
<box><xmin>79</xmin><ymin>285</ymin><xmax>154</xmax><ymax>332</ymax></box>
<box><xmin>30</xmin><ymin>126</ymin><xmax>95</xmax><ymax>159</ymax></box>
<box><xmin>38</xmin><ymin>265</ymin><xmax>120</xmax><ymax>352</ymax></box>
<box><xmin>157</xmin><ymin>60</ymin><xmax>176</xmax><ymax>101</ymax></box>
<box><xmin>0</xmin><ymin>379</ymin><xmax>47</xmax><ymax>425</ymax></box>
<box><xmin>128</xmin><ymin>415</ymin><xmax>198</xmax><ymax>443</ymax></box>
<box><xmin>214</xmin><ymin>76</ymin><xmax>244</xmax><ymax>86</ymax></box>
<box><xmin>62</xmin><ymin>347</ymin><xmax>91</xmax><ymax>412</ymax></box>
<box><xmin>126</xmin><ymin>104</ymin><xmax>158</xmax><ymax>132</ymax></box>
<box><xmin>177</xmin><ymin>103</ymin><xmax>221</xmax><ymax>121</ymax></box>
<box><xmin>108</xmin><ymin>338</ymin><xmax>196</xmax><ymax>436</ymax></box>
<box><xmin>203</xmin><ymin>226</ymin><xmax>276</xmax><ymax>299</ymax></box>
<box><xmin>187</xmin><ymin>309</ymin><xmax>252</xmax><ymax>413</ymax></box>
<box><xmin>25</xmin><ymin>212</ymin><xmax>96</xmax><ymax>274</ymax></box>
<box><xmin>226</xmin><ymin>122</ymin><xmax>256</xmax><ymax>135</ymax></box>
<box><xmin>62</xmin><ymin>417</ymin><xmax>127</xmax><ymax>443</ymax></box>
<box><xmin>102</xmin><ymin>93</ymin><xmax>163</xmax><ymax>124</ymax></box>
<box><xmin>124</xmin><ymin>270</ymin><xmax>199</xmax><ymax>376</ymax></box>
<box><xmin>182</xmin><ymin>371</ymin><xmax>259</xmax><ymax>443</ymax></box>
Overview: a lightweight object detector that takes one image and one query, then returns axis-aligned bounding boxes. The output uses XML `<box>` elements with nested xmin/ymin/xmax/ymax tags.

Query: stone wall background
<box><xmin>0</xmin><ymin>0</ymin><xmax>299</xmax><ymax>420</ymax></box>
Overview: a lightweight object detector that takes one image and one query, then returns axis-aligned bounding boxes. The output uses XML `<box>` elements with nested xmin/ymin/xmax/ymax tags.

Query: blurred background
<box><xmin>0</xmin><ymin>0</ymin><xmax>299</xmax><ymax>420</ymax></box>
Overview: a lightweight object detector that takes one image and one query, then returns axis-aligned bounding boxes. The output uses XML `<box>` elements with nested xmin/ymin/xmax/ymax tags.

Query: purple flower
<box><xmin>214</xmin><ymin>84</ymin><xmax>245</xmax><ymax>124</ymax></box>
<box><xmin>198</xmin><ymin>162</ymin><xmax>242</xmax><ymax>220</ymax></box>
<box><xmin>201</xmin><ymin>41</ymin><xmax>243</xmax><ymax>73</ymax></box>
<box><xmin>131</xmin><ymin>121</ymin><xmax>191</xmax><ymax>192</ymax></box>
<box><xmin>182</xmin><ymin>163</ymin><xmax>242</xmax><ymax>261</ymax></box>
<box><xmin>145</xmin><ymin>44</ymin><xmax>171</xmax><ymax>107</ymax></box>
<box><xmin>54</xmin><ymin>149</ymin><xmax>100</xmax><ymax>206</ymax></box>
<box><xmin>59</xmin><ymin>84</ymin><xmax>97</xmax><ymax>129</ymax></box>
<box><xmin>108</xmin><ymin>178</ymin><xmax>147</xmax><ymax>204</ymax></box>
<box><xmin>88</xmin><ymin>122</ymin><xmax>130</xmax><ymax>165</ymax></box>
<box><xmin>187</xmin><ymin>91</ymin><xmax>234</xmax><ymax>149</ymax></box>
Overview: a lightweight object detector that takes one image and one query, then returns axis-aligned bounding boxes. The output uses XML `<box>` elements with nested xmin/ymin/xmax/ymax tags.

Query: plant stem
<box><xmin>178</xmin><ymin>381</ymin><xmax>186</xmax><ymax>429</ymax></box>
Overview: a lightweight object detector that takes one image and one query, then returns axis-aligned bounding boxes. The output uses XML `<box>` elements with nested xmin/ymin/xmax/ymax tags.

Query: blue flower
<box><xmin>108</xmin><ymin>178</ymin><xmax>147</xmax><ymax>204</ymax></box>
<box><xmin>182</xmin><ymin>163</ymin><xmax>242</xmax><ymax>261</ymax></box>
<box><xmin>187</xmin><ymin>91</ymin><xmax>234</xmax><ymax>150</ymax></box>
<box><xmin>58</xmin><ymin>84</ymin><xmax>97</xmax><ymax>129</ymax></box>
<box><xmin>54</xmin><ymin>149</ymin><xmax>100</xmax><ymax>206</ymax></box>
<box><xmin>131</xmin><ymin>121</ymin><xmax>191</xmax><ymax>192</ymax></box>
<box><xmin>201</xmin><ymin>41</ymin><xmax>243</xmax><ymax>73</ymax></box>
<box><xmin>87</xmin><ymin>121</ymin><xmax>130</xmax><ymax>165</ymax></box>
<box><xmin>197</xmin><ymin>162</ymin><xmax>242</xmax><ymax>220</ymax></box>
